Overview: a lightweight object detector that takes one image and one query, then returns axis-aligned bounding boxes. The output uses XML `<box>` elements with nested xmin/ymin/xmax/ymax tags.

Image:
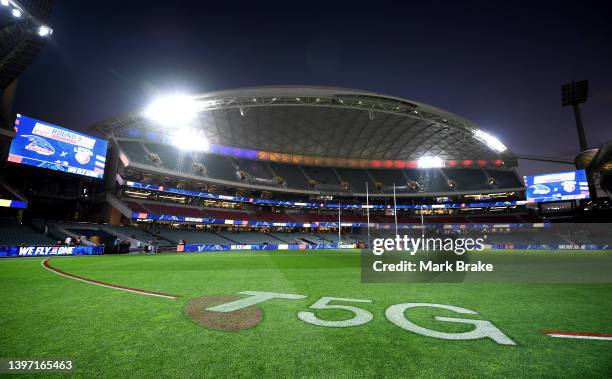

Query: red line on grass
<box><xmin>42</xmin><ymin>258</ymin><xmax>180</xmax><ymax>299</ymax></box>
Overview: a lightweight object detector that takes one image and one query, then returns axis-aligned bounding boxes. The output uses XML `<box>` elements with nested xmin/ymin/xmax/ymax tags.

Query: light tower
<box><xmin>561</xmin><ymin>80</ymin><xmax>589</xmax><ymax>151</ymax></box>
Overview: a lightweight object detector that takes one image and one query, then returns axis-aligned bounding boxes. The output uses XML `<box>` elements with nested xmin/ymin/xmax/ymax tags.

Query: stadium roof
<box><xmin>93</xmin><ymin>86</ymin><xmax>516</xmax><ymax>165</ymax></box>
<box><xmin>0</xmin><ymin>0</ymin><xmax>54</xmax><ymax>89</ymax></box>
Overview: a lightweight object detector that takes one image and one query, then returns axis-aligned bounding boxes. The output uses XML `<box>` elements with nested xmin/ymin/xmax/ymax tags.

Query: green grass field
<box><xmin>1</xmin><ymin>249</ymin><xmax>611</xmax><ymax>378</ymax></box>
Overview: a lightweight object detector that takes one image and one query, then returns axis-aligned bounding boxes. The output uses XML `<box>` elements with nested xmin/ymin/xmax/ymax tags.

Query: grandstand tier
<box><xmin>0</xmin><ymin>218</ymin><xmax>56</xmax><ymax>245</ymax></box>
<box><xmin>117</xmin><ymin>143</ymin><xmax>523</xmax><ymax>194</ymax></box>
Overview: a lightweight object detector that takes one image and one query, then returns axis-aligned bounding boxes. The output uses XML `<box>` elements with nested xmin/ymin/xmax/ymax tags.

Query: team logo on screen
<box><xmin>74</xmin><ymin>147</ymin><xmax>93</xmax><ymax>165</ymax></box>
<box><xmin>22</xmin><ymin>135</ymin><xmax>55</xmax><ymax>156</ymax></box>
<box><xmin>529</xmin><ymin>184</ymin><xmax>551</xmax><ymax>195</ymax></box>
<box><xmin>561</xmin><ymin>180</ymin><xmax>576</xmax><ymax>193</ymax></box>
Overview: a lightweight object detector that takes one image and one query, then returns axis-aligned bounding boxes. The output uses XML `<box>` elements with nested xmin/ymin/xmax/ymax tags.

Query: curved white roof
<box><xmin>94</xmin><ymin>86</ymin><xmax>514</xmax><ymax>163</ymax></box>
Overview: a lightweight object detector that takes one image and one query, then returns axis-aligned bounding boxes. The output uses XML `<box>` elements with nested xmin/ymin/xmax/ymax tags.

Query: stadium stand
<box><xmin>368</xmin><ymin>169</ymin><xmax>408</xmax><ymax>187</ymax></box>
<box><xmin>156</xmin><ymin>228</ymin><xmax>233</xmax><ymax>245</ymax></box>
<box><xmin>144</xmin><ymin>143</ymin><xmax>180</xmax><ymax>171</ymax></box>
<box><xmin>269</xmin><ymin>162</ymin><xmax>310</xmax><ymax>189</ymax></box>
<box><xmin>256</xmin><ymin>211</ymin><xmax>299</xmax><ymax>223</ymax></box>
<box><xmin>125</xmin><ymin>201</ymin><xmax>148</xmax><ymax>213</ymax></box>
<box><xmin>0</xmin><ymin>218</ymin><xmax>56</xmax><ymax>245</ymax></box>
<box><xmin>442</xmin><ymin>168</ymin><xmax>489</xmax><ymax>191</ymax></box>
<box><xmin>236</xmin><ymin>159</ymin><xmax>275</xmax><ymax>180</ymax></box>
<box><xmin>117</xmin><ymin>139</ymin><xmax>524</xmax><ymax>195</ymax></box>
<box><xmin>117</xmin><ymin>140</ymin><xmax>149</xmax><ymax>164</ymax></box>
<box><xmin>199</xmin><ymin>154</ymin><xmax>238</xmax><ymax>182</ymax></box>
<box><xmin>335</xmin><ymin>168</ymin><xmax>377</xmax><ymax>193</ymax></box>
<box><xmin>302</xmin><ymin>166</ymin><xmax>341</xmax><ymax>186</ymax></box>
<box><xmin>133</xmin><ymin>203</ymin><xmax>252</xmax><ymax>220</ymax></box>
<box><xmin>485</xmin><ymin>169</ymin><xmax>523</xmax><ymax>188</ymax></box>
<box><xmin>466</xmin><ymin>215</ymin><xmax>523</xmax><ymax>223</ymax></box>
<box><xmin>100</xmin><ymin>224</ymin><xmax>157</xmax><ymax>243</ymax></box>
<box><xmin>268</xmin><ymin>232</ymin><xmax>334</xmax><ymax>244</ymax></box>
<box><xmin>217</xmin><ymin>231</ymin><xmax>276</xmax><ymax>245</ymax></box>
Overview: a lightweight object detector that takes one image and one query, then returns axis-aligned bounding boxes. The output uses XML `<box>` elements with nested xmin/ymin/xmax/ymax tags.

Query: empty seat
<box><xmin>335</xmin><ymin>168</ymin><xmax>376</xmax><ymax>193</ymax></box>
<box><xmin>269</xmin><ymin>163</ymin><xmax>310</xmax><ymax>189</ymax></box>
<box><xmin>442</xmin><ymin>168</ymin><xmax>489</xmax><ymax>191</ymax></box>
<box><xmin>201</xmin><ymin>154</ymin><xmax>238</xmax><ymax>182</ymax></box>
<box><xmin>302</xmin><ymin>166</ymin><xmax>340</xmax><ymax>185</ymax></box>
<box><xmin>118</xmin><ymin>141</ymin><xmax>148</xmax><ymax>164</ymax></box>
<box><xmin>368</xmin><ymin>169</ymin><xmax>408</xmax><ymax>187</ymax></box>
<box><xmin>157</xmin><ymin>228</ymin><xmax>234</xmax><ymax>244</ymax></box>
<box><xmin>236</xmin><ymin>159</ymin><xmax>274</xmax><ymax>180</ymax></box>
<box><xmin>0</xmin><ymin>218</ymin><xmax>56</xmax><ymax>245</ymax></box>
<box><xmin>486</xmin><ymin>170</ymin><xmax>524</xmax><ymax>188</ymax></box>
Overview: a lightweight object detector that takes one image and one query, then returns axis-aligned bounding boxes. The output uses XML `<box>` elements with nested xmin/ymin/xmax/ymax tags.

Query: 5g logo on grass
<box><xmin>186</xmin><ymin>291</ymin><xmax>515</xmax><ymax>346</ymax></box>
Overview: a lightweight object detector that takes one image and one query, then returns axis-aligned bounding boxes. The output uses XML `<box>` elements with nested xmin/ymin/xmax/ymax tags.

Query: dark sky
<box><xmin>13</xmin><ymin>0</ymin><xmax>612</xmax><ymax>176</ymax></box>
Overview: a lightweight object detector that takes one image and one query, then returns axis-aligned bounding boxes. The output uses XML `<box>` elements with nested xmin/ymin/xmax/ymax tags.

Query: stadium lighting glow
<box><xmin>144</xmin><ymin>95</ymin><xmax>198</xmax><ymax>126</ymax></box>
<box><xmin>417</xmin><ymin>156</ymin><xmax>445</xmax><ymax>168</ymax></box>
<box><xmin>1</xmin><ymin>0</ymin><xmax>9</xmax><ymax>6</ymax></box>
<box><xmin>38</xmin><ymin>25</ymin><xmax>52</xmax><ymax>37</ymax></box>
<box><xmin>170</xmin><ymin>129</ymin><xmax>209</xmax><ymax>151</ymax></box>
<box><xmin>11</xmin><ymin>8</ymin><xmax>21</xmax><ymax>17</ymax></box>
<box><xmin>472</xmin><ymin>129</ymin><xmax>507</xmax><ymax>153</ymax></box>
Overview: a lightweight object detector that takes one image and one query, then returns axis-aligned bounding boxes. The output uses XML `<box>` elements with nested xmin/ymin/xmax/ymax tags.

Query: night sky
<box><xmin>12</xmin><ymin>0</ymin><xmax>612</xmax><ymax>176</ymax></box>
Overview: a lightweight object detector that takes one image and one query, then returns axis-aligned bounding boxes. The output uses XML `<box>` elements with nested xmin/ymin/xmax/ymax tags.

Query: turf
<box><xmin>1</xmin><ymin>249</ymin><xmax>611</xmax><ymax>378</ymax></box>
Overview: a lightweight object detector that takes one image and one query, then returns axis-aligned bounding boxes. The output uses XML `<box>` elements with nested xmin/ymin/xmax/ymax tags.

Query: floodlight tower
<box><xmin>562</xmin><ymin>80</ymin><xmax>589</xmax><ymax>152</ymax></box>
<box><xmin>562</xmin><ymin>80</ymin><xmax>599</xmax><ymax>202</ymax></box>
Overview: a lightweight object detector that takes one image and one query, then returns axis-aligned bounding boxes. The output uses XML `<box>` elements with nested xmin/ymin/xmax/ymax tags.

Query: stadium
<box><xmin>1</xmin><ymin>2</ymin><xmax>611</xmax><ymax>378</ymax></box>
<box><xmin>92</xmin><ymin>85</ymin><xmax>530</xmax><ymax>251</ymax></box>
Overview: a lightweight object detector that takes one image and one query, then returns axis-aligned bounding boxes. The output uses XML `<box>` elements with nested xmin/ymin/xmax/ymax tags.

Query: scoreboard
<box><xmin>7</xmin><ymin>114</ymin><xmax>108</xmax><ymax>179</ymax></box>
<box><xmin>523</xmin><ymin>170</ymin><xmax>590</xmax><ymax>203</ymax></box>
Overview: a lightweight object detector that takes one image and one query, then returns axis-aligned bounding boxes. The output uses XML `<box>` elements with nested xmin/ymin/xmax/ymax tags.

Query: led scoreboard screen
<box><xmin>7</xmin><ymin>114</ymin><xmax>108</xmax><ymax>179</ymax></box>
<box><xmin>523</xmin><ymin>169</ymin><xmax>590</xmax><ymax>203</ymax></box>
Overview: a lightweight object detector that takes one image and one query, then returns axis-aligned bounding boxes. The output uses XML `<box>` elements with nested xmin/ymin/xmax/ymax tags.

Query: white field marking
<box><xmin>298</xmin><ymin>297</ymin><xmax>373</xmax><ymax>327</ymax></box>
<box><xmin>385</xmin><ymin>303</ymin><xmax>516</xmax><ymax>345</ymax></box>
<box><xmin>547</xmin><ymin>334</ymin><xmax>612</xmax><ymax>341</ymax></box>
<box><xmin>206</xmin><ymin>291</ymin><xmax>306</xmax><ymax>312</ymax></box>
<box><xmin>545</xmin><ymin>331</ymin><xmax>612</xmax><ymax>341</ymax></box>
<box><xmin>41</xmin><ymin>259</ymin><xmax>179</xmax><ymax>299</ymax></box>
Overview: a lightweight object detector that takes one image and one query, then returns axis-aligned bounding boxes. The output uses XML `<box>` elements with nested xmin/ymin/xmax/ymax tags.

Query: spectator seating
<box><xmin>486</xmin><ymin>169</ymin><xmax>523</xmax><ymax>188</ymax></box>
<box><xmin>201</xmin><ymin>154</ymin><xmax>237</xmax><ymax>182</ymax></box>
<box><xmin>442</xmin><ymin>168</ymin><xmax>489</xmax><ymax>191</ymax></box>
<box><xmin>117</xmin><ymin>140</ymin><xmax>149</xmax><ymax>164</ymax></box>
<box><xmin>269</xmin><ymin>163</ymin><xmax>310</xmax><ymax>189</ymax></box>
<box><xmin>237</xmin><ymin>159</ymin><xmax>275</xmax><ymax>180</ymax></box>
<box><xmin>0</xmin><ymin>218</ymin><xmax>56</xmax><ymax>245</ymax></box>
<box><xmin>368</xmin><ymin>169</ymin><xmax>407</xmax><ymax>187</ymax></box>
<box><xmin>302</xmin><ymin>166</ymin><xmax>340</xmax><ymax>185</ymax></box>
<box><xmin>335</xmin><ymin>168</ymin><xmax>376</xmax><ymax>193</ymax></box>
<box><xmin>156</xmin><ymin>228</ymin><xmax>234</xmax><ymax>245</ymax></box>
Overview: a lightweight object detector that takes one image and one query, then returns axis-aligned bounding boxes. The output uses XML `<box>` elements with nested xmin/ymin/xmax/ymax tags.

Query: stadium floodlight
<box><xmin>472</xmin><ymin>129</ymin><xmax>507</xmax><ymax>153</ymax></box>
<box><xmin>11</xmin><ymin>8</ymin><xmax>21</xmax><ymax>17</ymax></box>
<box><xmin>38</xmin><ymin>25</ymin><xmax>52</xmax><ymax>37</ymax></box>
<box><xmin>1</xmin><ymin>0</ymin><xmax>9</xmax><ymax>6</ymax></box>
<box><xmin>417</xmin><ymin>156</ymin><xmax>445</xmax><ymax>168</ymax></box>
<box><xmin>170</xmin><ymin>128</ymin><xmax>209</xmax><ymax>151</ymax></box>
<box><xmin>144</xmin><ymin>94</ymin><xmax>199</xmax><ymax>126</ymax></box>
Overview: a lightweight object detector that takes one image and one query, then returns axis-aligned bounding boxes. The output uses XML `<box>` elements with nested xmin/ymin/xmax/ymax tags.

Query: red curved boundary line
<box><xmin>544</xmin><ymin>330</ymin><xmax>612</xmax><ymax>338</ymax></box>
<box><xmin>42</xmin><ymin>258</ymin><xmax>180</xmax><ymax>299</ymax></box>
